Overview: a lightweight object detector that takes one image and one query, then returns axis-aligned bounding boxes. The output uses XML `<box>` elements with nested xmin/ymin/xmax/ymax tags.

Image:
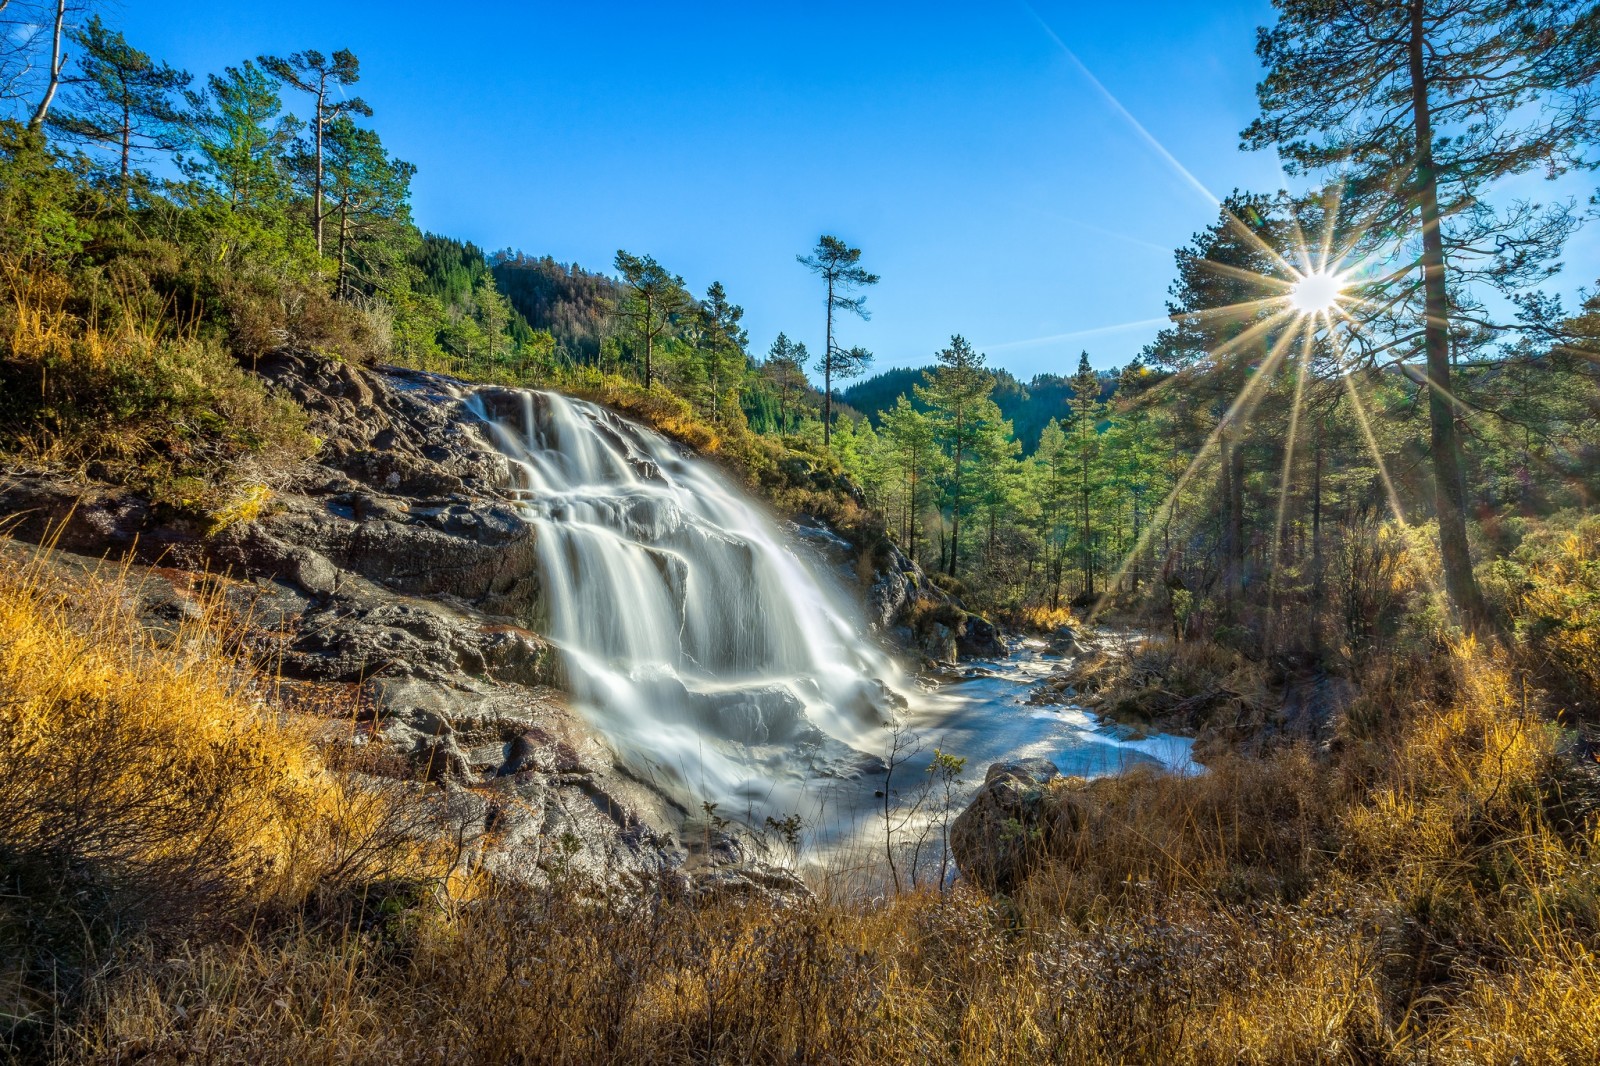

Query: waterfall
<box><xmin>459</xmin><ymin>386</ymin><xmax>907</xmax><ymax>821</ymax></box>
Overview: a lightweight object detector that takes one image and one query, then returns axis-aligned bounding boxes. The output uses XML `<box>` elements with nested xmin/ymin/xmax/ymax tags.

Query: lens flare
<box><xmin>1290</xmin><ymin>272</ymin><xmax>1343</xmax><ymax>314</ymax></box>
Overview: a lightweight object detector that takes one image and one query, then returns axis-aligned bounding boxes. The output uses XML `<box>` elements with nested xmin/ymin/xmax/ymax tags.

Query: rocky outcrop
<box><xmin>0</xmin><ymin>352</ymin><xmax>812</xmax><ymax>897</ymax></box>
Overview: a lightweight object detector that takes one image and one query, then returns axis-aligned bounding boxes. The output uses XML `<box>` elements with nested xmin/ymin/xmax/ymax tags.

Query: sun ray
<box><xmin>1328</xmin><ymin>332</ymin><xmax>1410</xmax><ymax>531</ymax></box>
<box><xmin>1173</xmin><ymin>295</ymin><xmax>1291</xmax><ymax>326</ymax></box>
<box><xmin>1203</xmin><ymin>307</ymin><xmax>1301</xmax><ymax>365</ymax></box>
<box><xmin>1193</xmin><ymin>258</ymin><xmax>1297</xmax><ymax>292</ymax></box>
<box><xmin>1088</xmin><ymin>322</ymin><xmax>1303</xmax><ymax>622</ymax></box>
<box><xmin>1266</xmin><ymin>329</ymin><xmax>1315</xmax><ymax>630</ymax></box>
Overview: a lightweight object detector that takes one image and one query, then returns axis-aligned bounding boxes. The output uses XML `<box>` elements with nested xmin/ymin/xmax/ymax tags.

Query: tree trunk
<box><xmin>120</xmin><ymin>102</ymin><xmax>132</xmax><ymax>203</ymax></box>
<box><xmin>1220</xmin><ymin>427</ymin><xmax>1244</xmax><ymax>617</ymax></box>
<box><xmin>643</xmin><ymin>295</ymin><xmax>654</xmax><ymax>388</ymax></box>
<box><xmin>26</xmin><ymin>0</ymin><xmax>66</xmax><ymax>130</ymax></box>
<box><xmin>948</xmin><ymin>419</ymin><xmax>963</xmax><ymax>578</ymax></box>
<box><xmin>337</xmin><ymin>202</ymin><xmax>348</xmax><ymax>299</ymax></box>
<box><xmin>313</xmin><ymin>85</ymin><xmax>326</xmax><ymax>258</ymax></box>
<box><xmin>1407</xmin><ymin>0</ymin><xmax>1485</xmax><ymax>627</ymax></box>
<box><xmin>822</xmin><ymin>276</ymin><xmax>835</xmax><ymax>446</ymax></box>
<box><xmin>1312</xmin><ymin>428</ymin><xmax>1324</xmax><ymax>597</ymax></box>
<box><xmin>1081</xmin><ymin>478</ymin><xmax>1093</xmax><ymax>600</ymax></box>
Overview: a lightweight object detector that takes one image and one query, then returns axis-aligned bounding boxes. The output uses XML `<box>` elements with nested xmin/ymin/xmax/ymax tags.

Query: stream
<box><xmin>799</xmin><ymin>638</ymin><xmax>1198</xmax><ymax>866</ymax></box>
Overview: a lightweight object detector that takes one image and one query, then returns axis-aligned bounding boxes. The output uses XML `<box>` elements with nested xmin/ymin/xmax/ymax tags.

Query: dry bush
<box><xmin>0</xmin><ymin>547</ymin><xmax>439</xmax><ymax>1054</ymax></box>
<box><xmin>1018</xmin><ymin>749</ymin><xmax>1333</xmax><ymax>916</ymax></box>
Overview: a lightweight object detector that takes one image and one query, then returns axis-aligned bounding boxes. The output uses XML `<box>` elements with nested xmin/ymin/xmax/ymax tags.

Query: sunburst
<box><xmin>1085</xmin><ymin>190</ymin><xmax>1404</xmax><ymax>623</ymax></box>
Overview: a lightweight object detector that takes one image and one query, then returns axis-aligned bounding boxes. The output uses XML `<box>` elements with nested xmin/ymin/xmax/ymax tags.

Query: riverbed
<box><xmin>796</xmin><ymin>635</ymin><xmax>1198</xmax><ymax>879</ymax></box>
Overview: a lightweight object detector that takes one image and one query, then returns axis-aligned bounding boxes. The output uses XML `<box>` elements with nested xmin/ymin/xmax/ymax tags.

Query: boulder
<box><xmin>957</xmin><ymin>614</ymin><xmax>1006</xmax><ymax>659</ymax></box>
<box><xmin>919</xmin><ymin>621</ymin><xmax>959</xmax><ymax>664</ymax></box>
<box><xmin>950</xmin><ymin>758</ymin><xmax>1079</xmax><ymax>895</ymax></box>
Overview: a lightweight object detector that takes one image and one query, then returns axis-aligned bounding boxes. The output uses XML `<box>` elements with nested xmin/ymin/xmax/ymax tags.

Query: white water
<box><xmin>458</xmin><ymin>387</ymin><xmax>909</xmax><ymax>820</ymax></box>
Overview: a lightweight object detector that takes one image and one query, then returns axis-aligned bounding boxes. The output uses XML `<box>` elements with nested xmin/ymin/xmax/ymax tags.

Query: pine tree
<box><xmin>761</xmin><ymin>333</ymin><xmax>810</xmax><ymax>433</ymax></box>
<box><xmin>47</xmin><ymin>16</ymin><xmax>190</xmax><ymax>202</ymax></box>
<box><xmin>1067</xmin><ymin>352</ymin><xmax>1105</xmax><ymax>599</ymax></box>
<box><xmin>1033</xmin><ymin>418</ymin><xmax>1075</xmax><ymax>609</ymax></box>
<box><xmin>613</xmin><ymin>251</ymin><xmax>690</xmax><ymax>389</ymax></box>
<box><xmin>259</xmin><ymin>49</ymin><xmax>370</xmax><ymax>258</ymax></box>
<box><xmin>881</xmin><ymin>395</ymin><xmax>937</xmax><ymax>564</ymax></box>
<box><xmin>1243</xmin><ymin>0</ymin><xmax>1600</xmax><ymax>625</ymax></box>
<box><xmin>797</xmin><ymin>234</ymin><xmax>878</xmax><ymax>444</ymax></box>
<box><xmin>916</xmin><ymin>335</ymin><xmax>993</xmax><ymax>578</ymax></box>
<box><xmin>698</xmin><ymin>281</ymin><xmax>748</xmax><ymax>422</ymax></box>
<box><xmin>182</xmin><ymin>61</ymin><xmax>298</xmax><ymax>209</ymax></box>
<box><xmin>316</xmin><ymin>116</ymin><xmax>415</xmax><ymax>300</ymax></box>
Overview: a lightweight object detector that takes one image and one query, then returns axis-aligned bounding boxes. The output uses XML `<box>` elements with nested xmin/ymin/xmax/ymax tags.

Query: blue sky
<box><xmin>114</xmin><ymin>0</ymin><xmax>1597</xmax><ymax>381</ymax></box>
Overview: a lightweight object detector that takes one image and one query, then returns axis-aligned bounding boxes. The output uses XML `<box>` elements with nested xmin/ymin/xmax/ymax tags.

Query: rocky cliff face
<box><xmin>0</xmin><ymin>351</ymin><xmax>1002</xmax><ymax>892</ymax></box>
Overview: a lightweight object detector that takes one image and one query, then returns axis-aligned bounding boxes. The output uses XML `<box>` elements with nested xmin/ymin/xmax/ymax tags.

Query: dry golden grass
<box><xmin>2</xmin><ymin>530</ymin><xmax>1598</xmax><ymax>1064</ymax></box>
<box><xmin>0</xmin><ymin>544</ymin><xmax>448</xmax><ymax>1055</ymax></box>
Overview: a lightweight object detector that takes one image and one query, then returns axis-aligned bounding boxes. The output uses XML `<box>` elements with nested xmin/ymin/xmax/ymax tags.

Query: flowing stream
<box><xmin>458</xmin><ymin>386</ymin><xmax>1194</xmax><ymax>845</ymax></box>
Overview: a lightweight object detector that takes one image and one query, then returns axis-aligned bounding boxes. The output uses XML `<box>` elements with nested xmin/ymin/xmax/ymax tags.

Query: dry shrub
<box><xmin>1017</xmin><ymin>604</ymin><xmax>1078</xmax><ymax>631</ymax></box>
<box><xmin>1430</xmin><ymin>942</ymin><xmax>1600</xmax><ymax>1065</ymax></box>
<box><xmin>0</xmin><ymin>547</ymin><xmax>438</xmax><ymax>1052</ymax></box>
<box><xmin>1019</xmin><ymin>749</ymin><xmax>1332</xmax><ymax>916</ymax></box>
<box><xmin>222</xmin><ymin>274</ymin><xmax>380</xmax><ymax>366</ymax></box>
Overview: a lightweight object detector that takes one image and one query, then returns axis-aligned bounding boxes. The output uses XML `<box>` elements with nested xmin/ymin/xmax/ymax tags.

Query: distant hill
<box><xmin>840</xmin><ymin>366</ymin><xmax>1118</xmax><ymax>453</ymax></box>
<box><xmin>411</xmin><ymin>233</ymin><xmax>541</xmax><ymax>348</ymax></box>
<box><xmin>490</xmin><ymin>253</ymin><xmax>622</xmax><ymax>364</ymax></box>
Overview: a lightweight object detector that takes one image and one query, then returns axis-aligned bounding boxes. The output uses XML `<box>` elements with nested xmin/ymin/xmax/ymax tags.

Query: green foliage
<box><xmin>180</xmin><ymin>60</ymin><xmax>299</xmax><ymax>209</ymax></box>
<box><xmin>46</xmin><ymin>16</ymin><xmax>191</xmax><ymax>199</ymax></box>
<box><xmin>0</xmin><ymin>122</ymin><xmax>92</xmax><ymax>268</ymax></box>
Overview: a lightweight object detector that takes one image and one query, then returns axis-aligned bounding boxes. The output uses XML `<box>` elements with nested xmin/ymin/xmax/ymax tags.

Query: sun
<box><xmin>1289</xmin><ymin>271</ymin><xmax>1344</xmax><ymax>315</ymax></box>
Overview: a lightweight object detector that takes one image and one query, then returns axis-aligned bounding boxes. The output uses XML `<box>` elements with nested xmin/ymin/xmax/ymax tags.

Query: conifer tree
<box><xmin>698</xmin><ymin>281</ymin><xmax>747</xmax><ymax>422</ymax></box>
<box><xmin>316</xmin><ymin>116</ymin><xmax>414</xmax><ymax>300</ymax></box>
<box><xmin>613</xmin><ymin>250</ymin><xmax>690</xmax><ymax>389</ymax></box>
<box><xmin>182</xmin><ymin>61</ymin><xmax>298</xmax><ymax>209</ymax></box>
<box><xmin>798</xmin><ymin>234</ymin><xmax>878</xmax><ymax>444</ymax></box>
<box><xmin>916</xmin><ymin>335</ymin><xmax>993</xmax><ymax>578</ymax></box>
<box><xmin>762</xmin><ymin>333</ymin><xmax>810</xmax><ymax>433</ymax></box>
<box><xmin>259</xmin><ymin>48</ymin><xmax>370</xmax><ymax>257</ymax></box>
<box><xmin>881</xmin><ymin>395</ymin><xmax>937</xmax><ymax>564</ymax></box>
<box><xmin>1244</xmin><ymin>0</ymin><xmax>1600</xmax><ymax>625</ymax></box>
<box><xmin>47</xmin><ymin>16</ymin><xmax>191</xmax><ymax>202</ymax></box>
<box><xmin>1067</xmin><ymin>352</ymin><xmax>1105</xmax><ymax>599</ymax></box>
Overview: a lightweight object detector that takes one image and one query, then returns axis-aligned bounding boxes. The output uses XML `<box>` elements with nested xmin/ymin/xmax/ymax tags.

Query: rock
<box><xmin>950</xmin><ymin>758</ymin><xmax>1076</xmax><ymax>895</ymax></box>
<box><xmin>1047</xmin><ymin>624</ymin><xmax>1081</xmax><ymax>656</ymax></box>
<box><xmin>689</xmin><ymin>864</ymin><xmax>811</xmax><ymax>903</ymax></box>
<box><xmin>919</xmin><ymin>621</ymin><xmax>959</xmax><ymax>664</ymax></box>
<box><xmin>957</xmin><ymin>614</ymin><xmax>1006</xmax><ymax>658</ymax></box>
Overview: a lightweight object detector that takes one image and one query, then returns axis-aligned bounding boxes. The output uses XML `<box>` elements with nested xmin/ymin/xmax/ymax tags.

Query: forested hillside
<box><xmin>842</xmin><ymin>365</ymin><xmax>1121</xmax><ymax>452</ymax></box>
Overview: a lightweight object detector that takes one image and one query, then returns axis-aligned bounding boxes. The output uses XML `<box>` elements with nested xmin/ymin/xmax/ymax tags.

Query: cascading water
<box><xmin>459</xmin><ymin>386</ymin><xmax>908</xmax><ymax>823</ymax></box>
